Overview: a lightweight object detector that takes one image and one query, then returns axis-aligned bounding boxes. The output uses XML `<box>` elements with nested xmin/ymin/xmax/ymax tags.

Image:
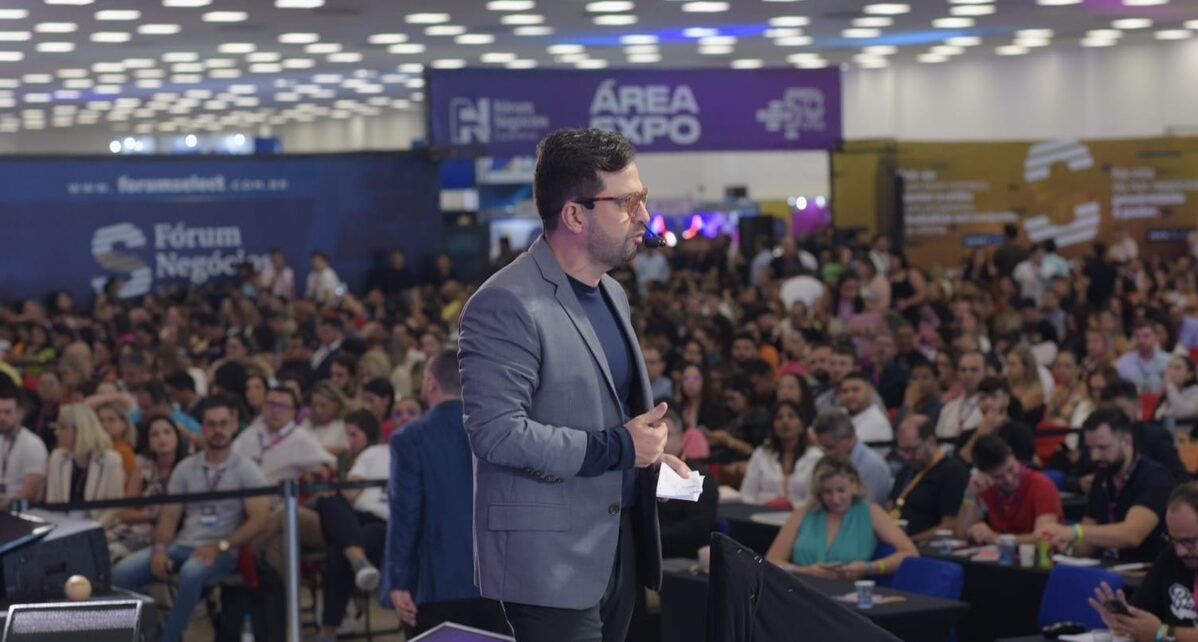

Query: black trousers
<box><xmin>408</xmin><ymin>598</ymin><xmax>511</xmax><ymax>637</ymax></box>
<box><xmin>502</xmin><ymin>511</ymin><xmax>638</xmax><ymax>642</ymax></box>
<box><xmin>315</xmin><ymin>494</ymin><xmax>387</xmax><ymax>627</ymax></box>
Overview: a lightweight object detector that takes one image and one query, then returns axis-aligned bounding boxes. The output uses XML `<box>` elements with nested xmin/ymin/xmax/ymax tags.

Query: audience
<box><xmin>0</xmin><ymin>386</ymin><xmax>47</xmax><ymax>509</ymax></box>
<box><xmin>1117</xmin><ymin>320</ymin><xmax>1172</xmax><ymax>394</ymax></box>
<box><xmin>955</xmin><ymin>377</ymin><xmax>1036</xmax><ymax>467</ymax></box>
<box><xmin>889</xmin><ymin>414</ymin><xmax>969</xmax><ymax>541</ymax></box>
<box><xmin>301</xmin><ymin>381</ymin><xmax>350</xmax><ymax>455</ymax></box>
<box><xmin>957</xmin><ymin>435</ymin><xmax>1063</xmax><ymax>545</ymax></box>
<box><xmin>936</xmin><ymin>351</ymin><xmax>986</xmax><ymax>445</ymax></box>
<box><xmin>659</xmin><ymin>410</ymin><xmax>719</xmax><ymax>558</ymax></box>
<box><xmin>765</xmin><ymin>454</ymin><xmax>916</xmax><ymax>579</ymax></box>
<box><xmin>111</xmin><ymin>396</ymin><xmax>270</xmax><ymax>642</ymax></box>
<box><xmin>46</xmin><ymin>403</ymin><xmax>125</xmax><ymax>528</ymax></box>
<box><xmin>112</xmin><ymin>414</ymin><xmax>189</xmax><ymax>560</ymax></box>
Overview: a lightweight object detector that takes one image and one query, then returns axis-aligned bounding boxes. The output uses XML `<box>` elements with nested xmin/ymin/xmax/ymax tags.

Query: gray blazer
<box><xmin>459</xmin><ymin>235</ymin><xmax>662</xmax><ymax>610</ymax></box>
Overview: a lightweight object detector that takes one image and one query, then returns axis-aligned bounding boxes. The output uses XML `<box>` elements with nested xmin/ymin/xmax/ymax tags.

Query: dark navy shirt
<box><xmin>569</xmin><ymin>276</ymin><xmax>639</xmax><ymax>509</ymax></box>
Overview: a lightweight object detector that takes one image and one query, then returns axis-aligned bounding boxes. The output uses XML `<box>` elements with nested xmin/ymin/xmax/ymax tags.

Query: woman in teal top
<box><xmin>766</xmin><ymin>453</ymin><xmax>917</xmax><ymax>580</ymax></box>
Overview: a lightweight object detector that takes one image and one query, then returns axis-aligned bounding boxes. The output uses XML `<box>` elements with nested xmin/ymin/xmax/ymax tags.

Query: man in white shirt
<box><xmin>240</xmin><ymin>387</ymin><xmax>336</xmax><ymax>575</ymax></box>
<box><xmin>632</xmin><ymin>246</ymin><xmax>669</xmax><ymax>295</ymax></box>
<box><xmin>839</xmin><ymin>373</ymin><xmax>893</xmax><ymax>446</ymax></box>
<box><xmin>815</xmin><ymin>345</ymin><xmax>857</xmax><ymax>412</ymax></box>
<box><xmin>1115</xmin><ymin>320</ymin><xmax>1172</xmax><ymax>394</ymax></box>
<box><xmin>305</xmin><ymin>251</ymin><xmax>342</xmax><ymax>306</ymax></box>
<box><xmin>258</xmin><ymin>248</ymin><xmax>295</xmax><ymax>300</ymax></box>
<box><xmin>1012</xmin><ymin>244</ymin><xmax>1049</xmax><ymax>306</ymax></box>
<box><xmin>936</xmin><ymin>350</ymin><xmax>985</xmax><ymax>444</ymax></box>
<box><xmin>0</xmin><ymin>388</ymin><xmax>47</xmax><ymax>509</ymax></box>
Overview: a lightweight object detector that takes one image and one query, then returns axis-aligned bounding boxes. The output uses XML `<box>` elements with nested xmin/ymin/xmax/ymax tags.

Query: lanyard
<box><xmin>0</xmin><ymin>432</ymin><xmax>17</xmax><ymax>485</ymax></box>
<box><xmin>202</xmin><ymin>463</ymin><xmax>226</xmax><ymax>493</ymax></box>
<box><xmin>894</xmin><ymin>451</ymin><xmax>945</xmax><ymax>512</ymax></box>
<box><xmin>256</xmin><ymin>424</ymin><xmax>295</xmax><ymax>464</ymax></box>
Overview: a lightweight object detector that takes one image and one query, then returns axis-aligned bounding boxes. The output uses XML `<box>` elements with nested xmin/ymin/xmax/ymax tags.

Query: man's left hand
<box><xmin>191</xmin><ymin>544</ymin><xmax>220</xmax><ymax>566</ymax></box>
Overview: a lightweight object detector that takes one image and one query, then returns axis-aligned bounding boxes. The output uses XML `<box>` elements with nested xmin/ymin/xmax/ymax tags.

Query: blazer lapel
<box><xmin>85</xmin><ymin>456</ymin><xmax>100</xmax><ymax>501</ymax></box>
<box><xmin>600</xmin><ymin>277</ymin><xmax>652</xmax><ymax>415</ymax></box>
<box><xmin>530</xmin><ymin>237</ymin><xmax>621</xmax><ymax>405</ymax></box>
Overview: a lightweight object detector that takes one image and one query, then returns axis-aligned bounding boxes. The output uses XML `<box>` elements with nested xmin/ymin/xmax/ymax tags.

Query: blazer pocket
<box><xmin>487</xmin><ymin>503</ymin><xmax>570</xmax><ymax>532</ymax></box>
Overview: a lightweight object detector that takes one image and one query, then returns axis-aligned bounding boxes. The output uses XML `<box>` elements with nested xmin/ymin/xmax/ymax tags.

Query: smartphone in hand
<box><xmin>1104</xmin><ymin>600</ymin><xmax>1131</xmax><ymax>616</ymax></box>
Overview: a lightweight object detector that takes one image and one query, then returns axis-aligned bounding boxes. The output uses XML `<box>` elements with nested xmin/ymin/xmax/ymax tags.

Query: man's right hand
<box><xmin>150</xmin><ymin>549</ymin><xmax>172</xmax><ymax>581</ymax></box>
<box><xmin>390</xmin><ymin>589</ymin><xmax>418</xmax><ymax>627</ymax></box>
<box><xmin>626</xmin><ymin>402</ymin><xmax>668</xmax><ymax>468</ymax></box>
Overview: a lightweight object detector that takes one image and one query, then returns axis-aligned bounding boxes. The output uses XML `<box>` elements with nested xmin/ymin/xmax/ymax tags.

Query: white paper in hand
<box><xmin>656</xmin><ymin>463</ymin><xmax>704</xmax><ymax>502</ymax></box>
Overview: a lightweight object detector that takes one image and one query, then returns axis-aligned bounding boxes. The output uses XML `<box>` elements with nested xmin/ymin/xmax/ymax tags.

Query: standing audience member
<box><xmin>384</xmin><ymin>349</ymin><xmax>509</xmax><ymax>636</ymax></box>
<box><xmin>46</xmin><ymin>403</ymin><xmax>126</xmax><ymax>528</ymax></box>
<box><xmin>314</xmin><ymin>409</ymin><xmax>390</xmax><ymax>642</ymax></box>
<box><xmin>306</xmin><ymin>251</ymin><xmax>342</xmax><ymax>306</ymax></box>
<box><xmin>259</xmin><ymin>248</ymin><xmax>296</xmax><ymax>300</ymax></box>
<box><xmin>111</xmin><ymin>396</ymin><xmax>270</xmax><ymax>642</ymax></box>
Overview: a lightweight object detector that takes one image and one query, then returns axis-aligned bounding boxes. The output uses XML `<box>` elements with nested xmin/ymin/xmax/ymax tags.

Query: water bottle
<box><xmin>241</xmin><ymin>614</ymin><xmax>254</xmax><ymax>642</ymax></box>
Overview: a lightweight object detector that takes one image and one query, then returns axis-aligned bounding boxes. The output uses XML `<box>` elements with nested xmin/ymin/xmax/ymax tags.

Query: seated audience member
<box><xmin>47</xmin><ymin>403</ymin><xmax>126</xmax><ymax>528</ymax></box>
<box><xmin>839</xmin><ymin>373</ymin><xmax>893</xmax><ymax>446</ymax></box>
<box><xmin>1156</xmin><ymin>355</ymin><xmax>1198</xmax><ymax>422</ymax></box>
<box><xmin>643</xmin><ymin>345</ymin><xmax>673</xmax><ymax>402</ymax></box>
<box><xmin>94</xmin><ymin>400</ymin><xmax>138</xmax><ymax>484</ymax></box>
<box><xmin>1116</xmin><ymin>320</ymin><xmax>1171</xmax><ymax>394</ymax></box>
<box><xmin>0</xmin><ymin>387</ymin><xmax>47</xmax><ymax>509</ymax></box>
<box><xmin>391</xmin><ymin>394</ymin><xmax>425</xmax><ymax>434</ymax></box>
<box><xmin>676</xmin><ymin>364</ymin><xmax>727</xmax><ymax>436</ymax></box>
<box><xmin>935</xmin><ymin>350</ymin><xmax>985</xmax><ymax>444</ymax></box>
<box><xmin>360</xmin><ymin>377</ymin><xmax>398</xmax><ymax>442</ymax></box>
<box><xmin>313</xmin><ymin>409</ymin><xmax>390</xmax><ymax>642</ymax></box>
<box><xmin>660</xmin><ymin>409</ymin><xmax>718</xmax><ymax>559</ymax></box>
<box><xmin>766</xmin><ymin>454</ymin><xmax>916</xmax><ymax>579</ymax></box>
<box><xmin>329</xmin><ymin>352</ymin><xmax>361</xmax><ymax>403</ymax></box>
<box><xmin>774</xmin><ymin>371</ymin><xmax>817</xmax><ymax>427</ymax></box>
<box><xmin>814</xmin><ymin>345</ymin><xmax>857</xmax><ymax>412</ymax></box>
<box><xmin>955</xmin><ymin>377</ymin><xmax>1037</xmax><ymax>466</ymax></box>
<box><xmin>1043</xmin><ymin>408</ymin><xmax>1173</xmax><ymax>563</ymax></box>
<box><xmin>740</xmin><ymin>400</ymin><xmax>823</xmax><ymax>507</ymax></box>
<box><xmin>889</xmin><ymin>414</ymin><xmax>969</xmax><ymax>541</ymax></box>
<box><xmin>111</xmin><ymin>396</ymin><xmax>270</xmax><ymax>642</ymax></box>
<box><xmin>1005</xmin><ymin>346</ymin><xmax>1048</xmax><ymax>426</ymax></box>
<box><xmin>708</xmin><ymin>374</ymin><xmax>770</xmax><ymax>464</ymax></box>
<box><xmin>301</xmin><ymin>381</ymin><xmax>350</xmax><ymax>455</ymax></box>
<box><xmin>236</xmin><ymin>386</ymin><xmax>334</xmax><ymax>574</ymax></box>
<box><xmin>810</xmin><ymin>410</ymin><xmax>893</xmax><ymax>504</ymax></box>
<box><xmin>131</xmin><ymin>381</ymin><xmax>202</xmax><ymax>437</ymax></box>
<box><xmin>1045</xmin><ymin>350</ymin><xmax>1095</xmax><ymax>428</ymax></box>
<box><xmin>957</xmin><ymin>434</ymin><xmax>1063</xmax><ymax>545</ymax></box>
<box><xmin>383</xmin><ymin>350</ymin><xmax>509</xmax><ymax>636</ymax></box>
<box><xmin>112</xmin><ymin>415</ymin><xmax>189</xmax><ymax>560</ymax></box>
<box><xmin>242</xmin><ymin>371</ymin><xmax>269</xmax><ymax>428</ymax></box>
<box><xmin>1100</xmin><ymin>379</ymin><xmax>1189</xmax><ymax>484</ymax></box>
<box><xmin>891</xmin><ymin>359</ymin><xmax>943</xmax><ymax>430</ymax></box>
<box><xmin>1090</xmin><ymin>482</ymin><xmax>1198</xmax><ymax>642</ymax></box>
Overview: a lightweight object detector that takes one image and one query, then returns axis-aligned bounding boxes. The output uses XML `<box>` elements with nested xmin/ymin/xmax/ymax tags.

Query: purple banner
<box><xmin>426</xmin><ymin>67</ymin><xmax>841</xmax><ymax>155</ymax></box>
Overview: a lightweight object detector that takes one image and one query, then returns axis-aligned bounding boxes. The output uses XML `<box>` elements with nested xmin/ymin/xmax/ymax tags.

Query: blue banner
<box><xmin>427</xmin><ymin>67</ymin><xmax>842</xmax><ymax>156</ymax></box>
<box><xmin>0</xmin><ymin>152</ymin><xmax>441</xmax><ymax>302</ymax></box>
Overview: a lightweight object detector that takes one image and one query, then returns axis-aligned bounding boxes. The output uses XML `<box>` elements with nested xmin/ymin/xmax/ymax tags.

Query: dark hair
<box><xmin>956</xmin><ymin>350</ymin><xmax>985</xmax><ymax>368</ymax></box>
<box><xmin>344</xmin><ymin>408</ymin><xmax>380</xmax><ymax>445</ymax></box>
<box><xmin>764</xmin><ymin>400</ymin><xmax>809</xmax><ymax>455</ymax></box>
<box><xmin>832</xmin><ymin>344</ymin><xmax>857</xmax><ymax>360</ymax></box>
<box><xmin>741</xmin><ymin>357</ymin><xmax>772</xmax><ymax>378</ymax></box>
<box><xmin>213</xmin><ymin>360</ymin><xmax>248</xmax><ymax>398</ymax></box>
<box><xmin>904</xmin><ymin>414</ymin><xmax>935</xmax><ymax>441</ymax></box>
<box><xmin>977</xmin><ymin>376</ymin><xmax>1011</xmax><ymax>396</ymax></box>
<box><xmin>1082</xmin><ymin>406</ymin><xmax>1133</xmax><ymax>437</ymax></box>
<box><xmin>533</xmin><ymin>128</ymin><xmax>636</xmax><ymax>233</ymax></box>
<box><xmin>311</xmin><ymin>250</ymin><xmax>328</xmax><ymax>261</ymax></box>
<box><xmin>723</xmin><ymin>373</ymin><xmax>753</xmax><ymax>398</ymax></box>
<box><xmin>910</xmin><ymin>358</ymin><xmax>938</xmax><ymax>378</ymax></box>
<box><xmin>331</xmin><ymin>352</ymin><xmax>358</xmax><ymax>376</ymax></box>
<box><xmin>137</xmin><ymin>413</ymin><xmax>188</xmax><ymax>468</ymax></box>
<box><xmin>319</xmin><ymin>315</ymin><xmax>345</xmax><ymax>333</ymax></box>
<box><xmin>838</xmin><ymin>371</ymin><xmax>872</xmax><ymax>390</ymax></box>
<box><xmin>0</xmin><ymin>387</ymin><xmax>20</xmax><ymax>405</ymax></box>
<box><xmin>974</xmin><ymin>434</ymin><xmax>1013</xmax><ymax>471</ymax></box>
<box><xmin>137</xmin><ymin>381</ymin><xmax>170</xmax><ymax>405</ymax></box>
<box><xmin>776</xmin><ymin>371</ymin><xmax>816</xmax><ymax>425</ymax></box>
<box><xmin>265</xmin><ymin>385</ymin><xmax>300</xmax><ymax>411</ymax></box>
<box><xmin>362</xmin><ymin>377</ymin><xmax>396</xmax><ymax>416</ymax></box>
<box><xmin>811</xmin><ymin>409</ymin><xmax>855</xmax><ymax>440</ymax></box>
<box><xmin>163</xmin><ymin>371</ymin><xmax>195</xmax><ymax>394</ymax></box>
<box><xmin>195</xmin><ymin>395</ymin><xmax>240</xmax><ymax>423</ymax></box>
<box><xmin>1099</xmin><ymin>378</ymin><xmax>1139</xmax><ymax>403</ymax></box>
<box><xmin>732</xmin><ymin>332</ymin><xmax>757</xmax><ymax>347</ymax></box>
<box><xmin>428</xmin><ymin>348</ymin><xmax>461</xmax><ymax>396</ymax></box>
<box><xmin>1132</xmin><ymin>319</ymin><xmax>1155</xmax><ymax>333</ymax></box>
<box><xmin>1003</xmin><ymin>223</ymin><xmax>1018</xmax><ymax>239</ymax></box>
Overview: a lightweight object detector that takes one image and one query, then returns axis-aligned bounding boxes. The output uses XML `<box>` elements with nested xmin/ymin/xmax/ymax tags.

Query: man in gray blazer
<box><xmin>459</xmin><ymin>128</ymin><xmax>692</xmax><ymax>642</ymax></box>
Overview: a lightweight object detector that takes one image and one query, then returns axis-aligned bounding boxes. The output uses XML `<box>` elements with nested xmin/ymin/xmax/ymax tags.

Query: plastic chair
<box><xmin>1141</xmin><ymin>393</ymin><xmax>1161</xmax><ymax>421</ymax></box>
<box><xmin>1034</xmin><ymin>423</ymin><xmax>1071</xmax><ymax>465</ymax></box>
<box><xmin>871</xmin><ymin>542</ymin><xmax>896</xmax><ymax>587</ymax></box>
<box><xmin>1042</xmin><ymin>469</ymin><xmax>1067</xmax><ymax>491</ymax></box>
<box><xmin>892</xmin><ymin>557</ymin><xmax>964</xmax><ymax>642</ymax></box>
<box><xmin>1038</xmin><ymin>565</ymin><xmax>1124</xmax><ymax>630</ymax></box>
<box><xmin>715</xmin><ymin>517</ymin><xmax>732</xmax><ymax>535</ymax></box>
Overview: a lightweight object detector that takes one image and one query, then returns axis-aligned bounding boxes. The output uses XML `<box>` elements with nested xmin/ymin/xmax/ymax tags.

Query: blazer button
<box><xmin>608</xmin><ymin>504</ymin><xmax>620</xmax><ymax>515</ymax></box>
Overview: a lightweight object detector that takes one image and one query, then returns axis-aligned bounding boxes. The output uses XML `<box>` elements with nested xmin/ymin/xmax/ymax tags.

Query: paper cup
<box><xmin>855</xmin><ymin>580</ymin><xmax>876</xmax><ymax>609</ymax></box>
<box><xmin>1018</xmin><ymin>543</ymin><xmax>1035</xmax><ymax>568</ymax></box>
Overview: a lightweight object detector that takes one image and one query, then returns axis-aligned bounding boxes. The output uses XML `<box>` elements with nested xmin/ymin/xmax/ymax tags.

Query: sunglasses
<box><xmin>573</xmin><ymin>188</ymin><xmax>649</xmax><ymax>215</ymax></box>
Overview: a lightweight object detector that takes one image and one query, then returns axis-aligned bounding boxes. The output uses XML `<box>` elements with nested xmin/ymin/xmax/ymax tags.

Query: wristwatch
<box><xmin>217</xmin><ymin>539</ymin><xmax>231</xmax><ymax>553</ymax></box>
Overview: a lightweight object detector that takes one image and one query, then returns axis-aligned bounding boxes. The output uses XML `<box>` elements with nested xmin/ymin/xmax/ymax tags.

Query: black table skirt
<box><xmin>661</xmin><ymin>559</ymin><xmax>968</xmax><ymax>642</ymax></box>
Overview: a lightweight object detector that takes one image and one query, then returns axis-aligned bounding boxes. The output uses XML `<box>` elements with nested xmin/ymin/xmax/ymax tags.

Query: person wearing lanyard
<box><xmin>1043</xmin><ymin>408</ymin><xmax>1173</xmax><ymax>563</ymax></box>
<box><xmin>111</xmin><ymin>396</ymin><xmax>271</xmax><ymax>642</ymax></box>
<box><xmin>1089</xmin><ymin>481</ymin><xmax>1198</xmax><ymax>642</ymax></box>
<box><xmin>957</xmin><ymin>434</ymin><xmax>1063</xmax><ymax>545</ymax></box>
<box><xmin>934</xmin><ymin>351</ymin><xmax>985</xmax><ymax>445</ymax></box>
<box><xmin>0</xmin><ymin>387</ymin><xmax>47</xmax><ymax>509</ymax></box>
<box><xmin>888</xmin><ymin>414</ymin><xmax>969</xmax><ymax>541</ymax></box>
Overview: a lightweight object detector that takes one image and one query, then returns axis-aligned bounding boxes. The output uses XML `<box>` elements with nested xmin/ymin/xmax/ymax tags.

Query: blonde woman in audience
<box><xmin>47</xmin><ymin>403</ymin><xmax>126</xmax><ymax>528</ymax></box>
<box><xmin>94</xmin><ymin>400</ymin><xmax>138</xmax><ymax>491</ymax></box>
<box><xmin>1005</xmin><ymin>346</ymin><xmax>1046</xmax><ymax>425</ymax></box>
<box><xmin>766</xmin><ymin>454</ymin><xmax>916</xmax><ymax>580</ymax></box>
<box><xmin>302</xmin><ymin>381</ymin><xmax>350</xmax><ymax>455</ymax></box>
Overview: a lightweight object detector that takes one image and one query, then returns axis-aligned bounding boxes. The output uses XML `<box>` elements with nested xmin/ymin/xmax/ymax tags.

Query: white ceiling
<box><xmin>0</xmin><ymin>0</ymin><xmax>1196</xmax><ymax>136</ymax></box>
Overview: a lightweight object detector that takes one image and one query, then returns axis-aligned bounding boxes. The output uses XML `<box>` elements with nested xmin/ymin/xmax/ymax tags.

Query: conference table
<box><xmin>660</xmin><ymin>558</ymin><xmax>969</xmax><ymax>642</ymax></box>
<box><xmin>919</xmin><ymin>545</ymin><xmax>1144</xmax><ymax>642</ymax></box>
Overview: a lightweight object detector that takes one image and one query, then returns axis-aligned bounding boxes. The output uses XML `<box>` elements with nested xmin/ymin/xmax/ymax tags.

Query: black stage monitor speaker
<box><xmin>0</xmin><ymin>511</ymin><xmax>110</xmax><ymax>602</ymax></box>
<box><xmin>3</xmin><ymin>600</ymin><xmax>142</xmax><ymax>642</ymax></box>
<box><xmin>410</xmin><ymin>623</ymin><xmax>515</xmax><ymax>641</ymax></box>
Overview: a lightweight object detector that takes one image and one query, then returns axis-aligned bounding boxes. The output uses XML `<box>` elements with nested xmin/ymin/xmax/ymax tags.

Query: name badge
<box><xmin>199</xmin><ymin>504</ymin><xmax>218</xmax><ymax>527</ymax></box>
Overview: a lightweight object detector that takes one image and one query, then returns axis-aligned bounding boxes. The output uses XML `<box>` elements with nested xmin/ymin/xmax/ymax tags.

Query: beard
<box><xmin>587</xmin><ymin>224</ymin><xmax>640</xmax><ymax>270</ymax></box>
<box><xmin>1094</xmin><ymin>452</ymin><xmax>1126</xmax><ymax>474</ymax></box>
<box><xmin>207</xmin><ymin>434</ymin><xmax>230</xmax><ymax>450</ymax></box>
